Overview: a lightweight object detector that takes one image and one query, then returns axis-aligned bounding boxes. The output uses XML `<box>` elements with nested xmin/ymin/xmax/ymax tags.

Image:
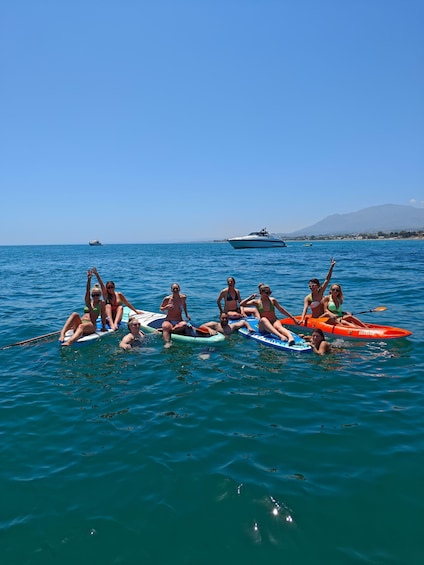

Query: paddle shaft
<box><xmin>352</xmin><ymin>307</ymin><xmax>387</xmax><ymax>315</ymax></box>
<box><xmin>0</xmin><ymin>330</ymin><xmax>61</xmax><ymax>350</ymax></box>
<box><xmin>312</xmin><ymin>307</ymin><xmax>386</xmax><ymax>324</ymax></box>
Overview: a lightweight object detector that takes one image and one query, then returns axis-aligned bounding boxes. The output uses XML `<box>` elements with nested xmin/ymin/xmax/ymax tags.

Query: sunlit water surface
<box><xmin>0</xmin><ymin>241</ymin><xmax>423</xmax><ymax>564</ymax></box>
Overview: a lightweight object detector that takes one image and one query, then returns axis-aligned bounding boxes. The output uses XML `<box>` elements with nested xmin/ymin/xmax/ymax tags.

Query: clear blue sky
<box><xmin>1</xmin><ymin>0</ymin><xmax>423</xmax><ymax>244</ymax></box>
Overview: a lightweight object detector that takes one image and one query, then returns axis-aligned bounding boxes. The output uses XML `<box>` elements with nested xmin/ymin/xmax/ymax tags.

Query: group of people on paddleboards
<box><xmin>59</xmin><ymin>268</ymin><xmax>143</xmax><ymax>346</ymax></box>
<box><xmin>59</xmin><ymin>258</ymin><xmax>367</xmax><ymax>354</ymax></box>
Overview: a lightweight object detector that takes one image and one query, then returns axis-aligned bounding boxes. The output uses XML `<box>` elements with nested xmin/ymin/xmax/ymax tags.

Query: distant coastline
<box><xmin>215</xmin><ymin>229</ymin><xmax>424</xmax><ymax>244</ymax></box>
<box><xmin>284</xmin><ymin>229</ymin><xmax>424</xmax><ymax>241</ymax></box>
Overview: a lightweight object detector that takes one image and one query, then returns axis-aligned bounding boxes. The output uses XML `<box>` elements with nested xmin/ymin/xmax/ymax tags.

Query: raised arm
<box><xmin>84</xmin><ymin>270</ymin><xmax>92</xmax><ymax>307</ymax></box>
<box><xmin>92</xmin><ymin>267</ymin><xmax>107</xmax><ymax>299</ymax></box>
<box><xmin>321</xmin><ymin>258</ymin><xmax>336</xmax><ymax>295</ymax></box>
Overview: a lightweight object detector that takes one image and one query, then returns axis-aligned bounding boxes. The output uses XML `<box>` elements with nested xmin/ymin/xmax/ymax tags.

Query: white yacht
<box><xmin>228</xmin><ymin>228</ymin><xmax>287</xmax><ymax>249</ymax></box>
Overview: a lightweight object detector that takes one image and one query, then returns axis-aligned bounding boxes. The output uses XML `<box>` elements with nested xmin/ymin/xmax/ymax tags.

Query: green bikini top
<box><xmin>328</xmin><ymin>299</ymin><xmax>343</xmax><ymax>317</ymax></box>
<box><xmin>84</xmin><ymin>303</ymin><xmax>101</xmax><ymax>316</ymax></box>
<box><xmin>257</xmin><ymin>300</ymin><xmax>275</xmax><ymax>313</ymax></box>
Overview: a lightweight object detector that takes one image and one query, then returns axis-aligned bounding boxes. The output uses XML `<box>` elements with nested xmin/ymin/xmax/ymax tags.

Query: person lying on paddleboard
<box><xmin>321</xmin><ymin>284</ymin><xmax>367</xmax><ymax>328</ymax></box>
<box><xmin>119</xmin><ymin>316</ymin><xmax>145</xmax><ymax>350</ymax></box>
<box><xmin>92</xmin><ymin>267</ymin><xmax>143</xmax><ymax>331</ymax></box>
<box><xmin>201</xmin><ymin>312</ymin><xmax>255</xmax><ymax>337</ymax></box>
<box><xmin>243</xmin><ymin>284</ymin><xmax>298</xmax><ymax>345</ymax></box>
<box><xmin>160</xmin><ymin>283</ymin><xmax>191</xmax><ymax>347</ymax></box>
<box><xmin>301</xmin><ymin>328</ymin><xmax>332</xmax><ymax>355</ymax></box>
<box><xmin>300</xmin><ymin>258</ymin><xmax>336</xmax><ymax>324</ymax></box>
<box><xmin>59</xmin><ymin>270</ymin><xmax>107</xmax><ymax>346</ymax></box>
<box><xmin>216</xmin><ymin>277</ymin><xmax>259</xmax><ymax>319</ymax></box>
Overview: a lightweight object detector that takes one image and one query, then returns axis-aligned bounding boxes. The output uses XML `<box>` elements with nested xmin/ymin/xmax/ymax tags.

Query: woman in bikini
<box><xmin>216</xmin><ymin>277</ymin><xmax>259</xmax><ymax>319</ymax></box>
<box><xmin>160</xmin><ymin>283</ymin><xmax>191</xmax><ymax>347</ymax></box>
<box><xmin>300</xmin><ymin>258</ymin><xmax>336</xmax><ymax>324</ymax></box>
<box><xmin>243</xmin><ymin>284</ymin><xmax>298</xmax><ymax>345</ymax></box>
<box><xmin>321</xmin><ymin>284</ymin><xmax>367</xmax><ymax>328</ymax></box>
<box><xmin>92</xmin><ymin>267</ymin><xmax>143</xmax><ymax>330</ymax></box>
<box><xmin>59</xmin><ymin>270</ymin><xmax>107</xmax><ymax>346</ymax></box>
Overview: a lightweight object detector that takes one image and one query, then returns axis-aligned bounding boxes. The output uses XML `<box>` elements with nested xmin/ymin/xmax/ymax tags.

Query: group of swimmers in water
<box><xmin>59</xmin><ymin>259</ymin><xmax>367</xmax><ymax>355</ymax></box>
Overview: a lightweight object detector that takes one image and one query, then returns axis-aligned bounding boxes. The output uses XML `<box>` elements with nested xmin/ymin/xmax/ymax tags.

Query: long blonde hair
<box><xmin>329</xmin><ymin>284</ymin><xmax>344</xmax><ymax>304</ymax></box>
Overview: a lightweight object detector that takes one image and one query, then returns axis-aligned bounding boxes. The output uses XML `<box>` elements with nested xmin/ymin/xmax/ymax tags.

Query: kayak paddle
<box><xmin>352</xmin><ymin>306</ymin><xmax>387</xmax><ymax>315</ymax></box>
<box><xmin>312</xmin><ymin>306</ymin><xmax>387</xmax><ymax>324</ymax></box>
<box><xmin>0</xmin><ymin>330</ymin><xmax>61</xmax><ymax>350</ymax></box>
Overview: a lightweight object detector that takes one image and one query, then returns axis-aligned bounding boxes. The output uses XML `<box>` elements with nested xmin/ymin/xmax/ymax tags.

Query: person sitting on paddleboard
<box><xmin>301</xmin><ymin>328</ymin><xmax>332</xmax><ymax>355</ymax></box>
<box><xmin>300</xmin><ymin>258</ymin><xmax>336</xmax><ymax>324</ymax></box>
<box><xmin>201</xmin><ymin>312</ymin><xmax>255</xmax><ymax>337</ymax></box>
<box><xmin>243</xmin><ymin>284</ymin><xmax>298</xmax><ymax>345</ymax></box>
<box><xmin>119</xmin><ymin>316</ymin><xmax>145</xmax><ymax>350</ymax></box>
<box><xmin>160</xmin><ymin>283</ymin><xmax>191</xmax><ymax>347</ymax></box>
<box><xmin>59</xmin><ymin>270</ymin><xmax>107</xmax><ymax>346</ymax></box>
<box><xmin>92</xmin><ymin>267</ymin><xmax>143</xmax><ymax>331</ymax></box>
<box><xmin>216</xmin><ymin>277</ymin><xmax>259</xmax><ymax>319</ymax></box>
<box><xmin>321</xmin><ymin>285</ymin><xmax>367</xmax><ymax>328</ymax></box>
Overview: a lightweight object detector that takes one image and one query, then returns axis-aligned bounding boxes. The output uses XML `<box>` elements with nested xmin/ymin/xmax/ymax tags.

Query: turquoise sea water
<box><xmin>0</xmin><ymin>240</ymin><xmax>423</xmax><ymax>565</ymax></box>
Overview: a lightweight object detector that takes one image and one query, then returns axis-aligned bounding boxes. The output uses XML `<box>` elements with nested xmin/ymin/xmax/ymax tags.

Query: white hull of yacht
<box><xmin>228</xmin><ymin>238</ymin><xmax>286</xmax><ymax>249</ymax></box>
<box><xmin>228</xmin><ymin>229</ymin><xmax>287</xmax><ymax>249</ymax></box>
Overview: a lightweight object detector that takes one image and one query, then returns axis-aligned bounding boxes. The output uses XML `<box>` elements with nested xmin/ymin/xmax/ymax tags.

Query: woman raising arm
<box><xmin>300</xmin><ymin>258</ymin><xmax>336</xmax><ymax>323</ymax></box>
<box><xmin>92</xmin><ymin>267</ymin><xmax>143</xmax><ymax>330</ymax></box>
<box><xmin>59</xmin><ymin>270</ymin><xmax>106</xmax><ymax>346</ymax></box>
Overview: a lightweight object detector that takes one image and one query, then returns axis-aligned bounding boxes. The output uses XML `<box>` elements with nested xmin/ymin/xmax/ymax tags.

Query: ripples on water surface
<box><xmin>0</xmin><ymin>241</ymin><xmax>423</xmax><ymax>564</ymax></box>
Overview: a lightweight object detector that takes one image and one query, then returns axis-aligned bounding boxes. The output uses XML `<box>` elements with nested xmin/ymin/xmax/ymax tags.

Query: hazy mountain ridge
<box><xmin>284</xmin><ymin>204</ymin><xmax>424</xmax><ymax>237</ymax></box>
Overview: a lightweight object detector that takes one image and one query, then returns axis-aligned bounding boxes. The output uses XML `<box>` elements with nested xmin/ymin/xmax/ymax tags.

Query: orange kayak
<box><xmin>280</xmin><ymin>315</ymin><xmax>412</xmax><ymax>340</ymax></box>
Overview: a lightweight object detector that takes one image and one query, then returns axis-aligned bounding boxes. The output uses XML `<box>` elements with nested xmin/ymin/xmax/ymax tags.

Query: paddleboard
<box><xmin>231</xmin><ymin>318</ymin><xmax>312</xmax><ymax>353</ymax></box>
<box><xmin>280</xmin><ymin>315</ymin><xmax>412</xmax><ymax>340</ymax></box>
<box><xmin>132</xmin><ymin>311</ymin><xmax>226</xmax><ymax>345</ymax></box>
<box><xmin>61</xmin><ymin>327</ymin><xmax>111</xmax><ymax>346</ymax></box>
<box><xmin>60</xmin><ymin>307</ymin><xmax>134</xmax><ymax>346</ymax></box>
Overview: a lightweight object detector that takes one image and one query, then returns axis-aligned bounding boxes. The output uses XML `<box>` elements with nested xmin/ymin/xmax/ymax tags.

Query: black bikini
<box><xmin>227</xmin><ymin>290</ymin><xmax>239</xmax><ymax>302</ymax></box>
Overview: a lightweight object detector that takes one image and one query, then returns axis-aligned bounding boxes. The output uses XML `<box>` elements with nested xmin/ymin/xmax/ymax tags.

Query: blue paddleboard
<box><xmin>232</xmin><ymin>317</ymin><xmax>312</xmax><ymax>354</ymax></box>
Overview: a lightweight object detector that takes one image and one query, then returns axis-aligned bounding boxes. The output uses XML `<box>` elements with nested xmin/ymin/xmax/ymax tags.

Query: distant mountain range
<box><xmin>285</xmin><ymin>204</ymin><xmax>424</xmax><ymax>237</ymax></box>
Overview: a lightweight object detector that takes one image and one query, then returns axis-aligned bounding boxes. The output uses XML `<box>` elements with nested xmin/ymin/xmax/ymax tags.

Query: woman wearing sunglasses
<box><xmin>92</xmin><ymin>267</ymin><xmax>143</xmax><ymax>330</ymax></box>
<box><xmin>59</xmin><ymin>270</ymin><xmax>107</xmax><ymax>346</ymax></box>
<box><xmin>300</xmin><ymin>258</ymin><xmax>336</xmax><ymax>324</ymax></box>
<box><xmin>120</xmin><ymin>316</ymin><xmax>145</xmax><ymax>350</ymax></box>
<box><xmin>322</xmin><ymin>285</ymin><xmax>367</xmax><ymax>328</ymax></box>
<box><xmin>243</xmin><ymin>284</ymin><xmax>298</xmax><ymax>345</ymax></box>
